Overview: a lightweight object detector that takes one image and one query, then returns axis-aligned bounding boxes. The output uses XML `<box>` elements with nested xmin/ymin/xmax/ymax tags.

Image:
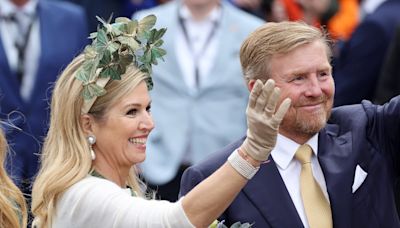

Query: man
<box><xmin>0</xmin><ymin>0</ymin><xmax>88</xmax><ymax>193</ymax></box>
<box><xmin>55</xmin><ymin>0</ymin><xmax>168</xmax><ymax>33</ymax></box>
<box><xmin>134</xmin><ymin>0</ymin><xmax>264</xmax><ymax>201</ymax></box>
<box><xmin>180</xmin><ymin>21</ymin><xmax>400</xmax><ymax>227</ymax></box>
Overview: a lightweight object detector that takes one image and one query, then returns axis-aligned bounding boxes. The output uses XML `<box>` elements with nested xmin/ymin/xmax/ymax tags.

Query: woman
<box><xmin>0</xmin><ymin>125</ymin><xmax>27</xmax><ymax>228</ymax></box>
<box><xmin>31</xmin><ymin>15</ymin><xmax>290</xmax><ymax>227</ymax></box>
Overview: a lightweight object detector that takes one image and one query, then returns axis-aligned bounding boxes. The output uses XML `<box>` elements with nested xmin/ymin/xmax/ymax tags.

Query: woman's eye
<box><xmin>126</xmin><ymin>109</ymin><xmax>137</xmax><ymax>116</ymax></box>
<box><xmin>146</xmin><ymin>105</ymin><xmax>151</xmax><ymax>113</ymax></box>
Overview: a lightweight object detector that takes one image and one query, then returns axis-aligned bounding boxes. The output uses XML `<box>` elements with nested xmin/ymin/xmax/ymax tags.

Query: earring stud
<box><xmin>88</xmin><ymin>135</ymin><xmax>96</xmax><ymax>145</ymax></box>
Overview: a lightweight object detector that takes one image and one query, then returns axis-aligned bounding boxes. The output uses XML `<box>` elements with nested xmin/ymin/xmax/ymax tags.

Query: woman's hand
<box><xmin>241</xmin><ymin>79</ymin><xmax>291</xmax><ymax>161</ymax></box>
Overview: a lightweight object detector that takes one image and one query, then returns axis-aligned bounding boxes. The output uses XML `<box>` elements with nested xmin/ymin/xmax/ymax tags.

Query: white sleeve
<box><xmin>52</xmin><ymin>176</ymin><xmax>195</xmax><ymax>228</ymax></box>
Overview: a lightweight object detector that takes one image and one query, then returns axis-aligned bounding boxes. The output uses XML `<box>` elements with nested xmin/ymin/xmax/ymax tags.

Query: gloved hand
<box><xmin>241</xmin><ymin>79</ymin><xmax>291</xmax><ymax>161</ymax></box>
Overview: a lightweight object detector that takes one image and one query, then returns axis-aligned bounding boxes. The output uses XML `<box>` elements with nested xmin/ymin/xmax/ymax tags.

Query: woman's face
<box><xmin>91</xmin><ymin>81</ymin><xmax>154</xmax><ymax>170</ymax></box>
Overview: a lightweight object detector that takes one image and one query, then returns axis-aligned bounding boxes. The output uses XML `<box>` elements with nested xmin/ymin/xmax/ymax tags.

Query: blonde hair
<box><xmin>31</xmin><ymin>54</ymin><xmax>150</xmax><ymax>228</ymax></box>
<box><xmin>240</xmin><ymin>21</ymin><xmax>332</xmax><ymax>83</ymax></box>
<box><xmin>0</xmin><ymin>126</ymin><xmax>27</xmax><ymax>228</ymax></box>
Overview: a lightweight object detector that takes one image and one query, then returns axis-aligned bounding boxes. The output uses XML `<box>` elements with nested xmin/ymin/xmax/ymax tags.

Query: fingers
<box><xmin>248</xmin><ymin>80</ymin><xmax>263</xmax><ymax>109</ymax></box>
<box><xmin>255</xmin><ymin>79</ymin><xmax>275</xmax><ymax>112</ymax></box>
<box><xmin>249</xmin><ymin>79</ymin><xmax>290</xmax><ymax>123</ymax></box>
<box><xmin>274</xmin><ymin>98</ymin><xmax>291</xmax><ymax>123</ymax></box>
<box><xmin>264</xmin><ymin>87</ymin><xmax>280</xmax><ymax>115</ymax></box>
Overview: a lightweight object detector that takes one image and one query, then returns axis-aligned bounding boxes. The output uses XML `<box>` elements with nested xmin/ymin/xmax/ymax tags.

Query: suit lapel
<box><xmin>243</xmin><ymin>158</ymin><xmax>303</xmax><ymax>227</ymax></box>
<box><xmin>318</xmin><ymin>124</ymin><xmax>354</xmax><ymax>228</ymax></box>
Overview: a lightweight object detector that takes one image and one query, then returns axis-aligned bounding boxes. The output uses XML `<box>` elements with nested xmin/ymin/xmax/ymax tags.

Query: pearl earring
<box><xmin>87</xmin><ymin>135</ymin><xmax>96</xmax><ymax>160</ymax></box>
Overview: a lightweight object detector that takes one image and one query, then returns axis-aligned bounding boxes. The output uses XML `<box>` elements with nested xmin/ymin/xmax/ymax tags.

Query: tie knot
<box><xmin>295</xmin><ymin>144</ymin><xmax>313</xmax><ymax>164</ymax></box>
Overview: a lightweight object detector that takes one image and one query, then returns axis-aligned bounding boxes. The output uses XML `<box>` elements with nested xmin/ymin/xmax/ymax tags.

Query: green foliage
<box><xmin>209</xmin><ymin>220</ymin><xmax>253</xmax><ymax>228</ymax></box>
<box><xmin>75</xmin><ymin>15</ymin><xmax>167</xmax><ymax>101</ymax></box>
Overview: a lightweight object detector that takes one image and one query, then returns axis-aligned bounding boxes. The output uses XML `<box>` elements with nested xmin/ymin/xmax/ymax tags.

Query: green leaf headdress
<box><xmin>76</xmin><ymin>15</ymin><xmax>167</xmax><ymax>114</ymax></box>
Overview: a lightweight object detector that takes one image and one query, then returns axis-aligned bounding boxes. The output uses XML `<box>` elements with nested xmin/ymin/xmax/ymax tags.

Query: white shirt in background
<box><xmin>176</xmin><ymin>4</ymin><xmax>221</xmax><ymax>93</ymax></box>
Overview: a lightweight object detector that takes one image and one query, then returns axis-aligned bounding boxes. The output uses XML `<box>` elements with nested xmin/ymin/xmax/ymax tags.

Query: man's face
<box><xmin>183</xmin><ymin>0</ymin><xmax>219</xmax><ymax>8</ymax></box>
<box><xmin>269</xmin><ymin>40</ymin><xmax>334</xmax><ymax>143</ymax></box>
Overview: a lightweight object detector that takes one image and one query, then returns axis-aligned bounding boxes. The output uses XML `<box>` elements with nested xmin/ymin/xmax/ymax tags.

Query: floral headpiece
<box><xmin>76</xmin><ymin>15</ymin><xmax>167</xmax><ymax>114</ymax></box>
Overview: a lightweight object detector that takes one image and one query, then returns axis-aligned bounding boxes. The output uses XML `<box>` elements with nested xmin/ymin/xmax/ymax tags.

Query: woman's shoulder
<box><xmin>53</xmin><ymin>176</ymin><xmax>133</xmax><ymax>227</ymax></box>
<box><xmin>70</xmin><ymin>175</ymin><xmax>120</xmax><ymax>189</ymax></box>
<box><xmin>62</xmin><ymin>176</ymin><xmax>127</xmax><ymax>201</ymax></box>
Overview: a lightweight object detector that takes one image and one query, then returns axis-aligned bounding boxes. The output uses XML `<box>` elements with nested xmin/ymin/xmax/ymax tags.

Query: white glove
<box><xmin>241</xmin><ymin>79</ymin><xmax>291</xmax><ymax>161</ymax></box>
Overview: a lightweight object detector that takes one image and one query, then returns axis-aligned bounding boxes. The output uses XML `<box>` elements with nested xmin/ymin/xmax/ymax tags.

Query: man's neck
<box><xmin>184</xmin><ymin>0</ymin><xmax>219</xmax><ymax>21</ymax></box>
<box><xmin>279</xmin><ymin>130</ymin><xmax>315</xmax><ymax>145</ymax></box>
<box><xmin>12</xmin><ymin>0</ymin><xmax>29</xmax><ymax>7</ymax></box>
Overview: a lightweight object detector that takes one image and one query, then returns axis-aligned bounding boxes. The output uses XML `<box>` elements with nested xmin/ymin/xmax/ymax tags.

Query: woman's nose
<box><xmin>139</xmin><ymin>112</ymin><xmax>155</xmax><ymax>131</ymax></box>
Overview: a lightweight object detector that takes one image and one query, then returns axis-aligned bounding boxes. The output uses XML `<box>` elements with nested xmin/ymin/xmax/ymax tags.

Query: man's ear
<box><xmin>248</xmin><ymin>79</ymin><xmax>257</xmax><ymax>91</ymax></box>
<box><xmin>80</xmin><ymin>114</ymin><xmax>94</xmax><ymax>136</ymax></box>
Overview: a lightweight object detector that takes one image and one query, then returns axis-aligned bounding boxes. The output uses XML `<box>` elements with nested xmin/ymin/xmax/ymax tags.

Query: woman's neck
<box><xmin>92</xmin><ymin>157</ymin><xmax>129</xmax><ymax>188</ymax></box>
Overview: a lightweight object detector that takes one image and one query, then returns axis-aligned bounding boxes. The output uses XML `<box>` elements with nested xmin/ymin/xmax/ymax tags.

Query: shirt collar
<box><xmin>272</xmin><ymin>133</ymin><xmax>319</xmax><ymax>170</ymax></box>
<box><xmin>0</xmin><ymin>0</ymin><xmax>38</xmax><ymax>17</ymax></box>
<box><xmin>179</xmin><ymin>3</ymin><xmax>221</xmax><ymax>23</ymax></box>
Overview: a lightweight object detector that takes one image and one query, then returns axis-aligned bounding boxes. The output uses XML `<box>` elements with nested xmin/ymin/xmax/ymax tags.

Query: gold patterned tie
<box><xmin>295</xmin><ymin>144</ymin><xmax>333</xmax><ymax>228</ymax></box>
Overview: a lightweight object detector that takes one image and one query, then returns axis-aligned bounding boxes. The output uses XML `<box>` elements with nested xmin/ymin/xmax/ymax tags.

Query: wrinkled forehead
<box><xmin>268</xmin><ymin>41</ymin><xmax>331</xmax><ymax>76</ymax></box>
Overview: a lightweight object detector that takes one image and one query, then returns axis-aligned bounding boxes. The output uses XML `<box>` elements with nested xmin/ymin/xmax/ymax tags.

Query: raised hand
<box><xmin>241</xmin><ymin>79</ymin><xmax>291</xmax><ymax>161</ymax></box>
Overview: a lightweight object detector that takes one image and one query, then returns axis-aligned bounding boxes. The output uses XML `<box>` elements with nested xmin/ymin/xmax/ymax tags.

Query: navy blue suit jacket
<box><xmin>180</xmin><ymin>97</ymin><xmax>400</xmax><ymax>227</ymax></box>
<box><xmin>0</xmin><ymin>0</ymin><xmax>88</xmax><ymax>188</ymax></box>
<box><xmin>333</xmin><ymin>0</ymin><xmax>400</xmax><ymax>106</ymax></box>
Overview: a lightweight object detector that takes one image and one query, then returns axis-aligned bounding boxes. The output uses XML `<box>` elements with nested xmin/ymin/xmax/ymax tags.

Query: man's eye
<box><xmin>291</xmin><ymin>76</ymin><xmax>304</xmax><ymax>82</ymax></box>
<box><xmin>318</xmin><ymin>71</ymin><xmax>331</xmax><ymax>80</ymax></box>
<box><xmin>146</xmin><ymin>105</ymin><xmax>151</xmax><ymax>113</ymax></box>
<box><xmin>319</xmin><ymin>71</ymin><xmax>329</xmax><ymax>77</ymax></box>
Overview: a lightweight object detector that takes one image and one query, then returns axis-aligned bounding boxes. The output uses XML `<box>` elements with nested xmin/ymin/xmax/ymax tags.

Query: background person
<box><xmin>0</xmin><ymin>0</ymin><xmax>88</xmax><ymax>196</ymax></box>
<box><xmin>332</xmin><ymin>0</ymin><xmax>400</xmax><ymax>106</ymax></box>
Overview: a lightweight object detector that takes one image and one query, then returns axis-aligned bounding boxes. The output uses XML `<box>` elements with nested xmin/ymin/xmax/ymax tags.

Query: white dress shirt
<box><xmin>0</xmin><ymin>0</ymin><xmax>40</xmax><ymax>101</ymax></box>
<box><xmin>271</xmin><ymin>133</ymin><xmax>330</xmax><ymax>228</ymax></box>
<box><xmin>176</xmin><ymin>4</ymin><xmax>221</xmax><ymax>93</ymax></box>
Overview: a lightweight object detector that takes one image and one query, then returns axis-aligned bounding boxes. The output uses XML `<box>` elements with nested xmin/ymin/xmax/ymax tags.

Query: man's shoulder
<box><xmin>222</xmin><ymin>2</ymin><xmax>264</xmax><ymax>28</ymax></box>
<box><xmin>133</xmin><ymin>1</ymin><xmax>176</xmax><ymax>21</ymax></box>
<box><xmin>329</xmin><ymin>97</ymin><xmax>400</xmax><ymax>125</ymax></box>
<box><xmin>328</xmin><ymin>102</ymin><xmax>372</xmax><ymax>131</ymax></box>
